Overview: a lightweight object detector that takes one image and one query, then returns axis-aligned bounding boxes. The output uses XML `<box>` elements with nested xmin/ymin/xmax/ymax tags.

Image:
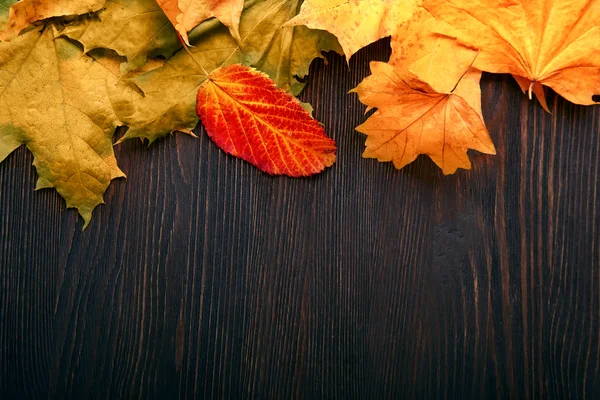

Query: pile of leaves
<box><xmin>1</xmin><ymin>0</ymin><xmax>599</xmax><ymax>228</ymax></box>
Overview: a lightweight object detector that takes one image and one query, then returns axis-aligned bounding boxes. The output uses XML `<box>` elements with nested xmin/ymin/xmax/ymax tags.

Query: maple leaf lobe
<box><xmin>156</xmin><ymin>0</ymin><xmax>244</xmax><ymax>45</ymax></box>
<box><xmin>286</xmin><ymin>0</ymin><xmax>421</xmax><ymax>61</ymax></box>
<box><xmin>197</xmin><ymin>64</ymin><xmax>336</xmax><ymax>177</ymax></box>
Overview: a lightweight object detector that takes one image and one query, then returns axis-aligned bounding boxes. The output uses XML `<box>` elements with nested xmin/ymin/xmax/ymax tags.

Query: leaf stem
<box><xmin>528</xmin><ymin>81</ymin><xmax>534</xmax><ymax>100</ymax></box>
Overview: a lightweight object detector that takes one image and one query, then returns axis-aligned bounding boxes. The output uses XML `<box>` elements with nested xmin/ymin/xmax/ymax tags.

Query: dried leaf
<box><xmin>156</xmin><ymin>0</ymin><xmax>244</xmax><ymax>44</ymax></box>
<box><xmin>0</xmin><ymin>27</ymin><xmax>139</xmax><ymax>227</ymax></box>
<box><xmin>0</xmin><ymin>0</ymin><xmax>106</xmax><ymax>40</ymax></box>
<box><xmin>351</xmin><ymin>62</ymin><xmax>495</xmax><ymax>174</ymax></box>
<box><xmin>197</xmin><ymin>64</ymin><xmax>336</xmax><ymax>176</ymax></box>
<box><xmin>286</xmin><ymin>0</ymin><xmax>421</xmax><ymax>61</ymax></box>
<box><xmin>425</xmin><ymin>0</ymin><xmax>600</xmax><ymax>108</ymax></box>
<box><xmin>61</xmin><ymin>0</ymin><xmax>181</xmax><ymax>73</ymax></box>
<box><xmin>241</xmin><ymin>0</ymin><xmax>342</xmax><ymax>95</ymax></box>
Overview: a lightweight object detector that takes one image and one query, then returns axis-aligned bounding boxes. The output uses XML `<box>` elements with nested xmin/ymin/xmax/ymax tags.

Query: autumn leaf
<box><xmin>197</xmin><ymin>64</ymin><xmax>336</xmax><ymax>176</ymax></box>
<box><xmin>0</xmin><ymin>26</ymin><xmax>139</xmax><ymax>228</ymax></box>
<box><xmin>351</xmin><ymin>62</ymin><xmax>495</xmax><ymax>174</ymax></box>
<box><xmin>424</xmin><ymin>0</ymin><xmax>600</xmax><ymax>108</ymax></box>
<box><xmin>61</xmin><ymin>0</ymin><xmax>181</xmax><ymax>73</ymax></box>
<box><xmin>0</xmin><ymin>0</ymin><xmax>106</xmax><ymax>41</ymax></box>
<box><xmin>156</xmin><ymin>0</ymin><xmax>244</xmax><ymax>45</ymax></box>
<box><xmin>114</xmin><ymin>0</ymin><xmax>341</xmax><ymax>143</ymax></box>
<box><xmin>286</xmin><ymin>0</ymin><xmax>421</xmax><ymax>61</ymax></box>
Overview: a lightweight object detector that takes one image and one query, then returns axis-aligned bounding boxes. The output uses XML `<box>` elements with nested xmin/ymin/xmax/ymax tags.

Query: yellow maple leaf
<box><xmin>156</xmin><ymin>0</ymin><xmax>244</xmax><ymax>45</ymax></box>
<box><xmin>286</xmin><ymin>0</ymin><xmax>421</xmax><ymax>61</ymax></box>
<box><xmin>0</xmin><ymin>27</ymin><xmax>139</xmax><ymax>228</ymax></box>
<box><xmin>425</xmin><ymin>0</ymin><xmax>600</xmax><ymax>109</ymax></box>
<box><xmin>0</xmin><ymin>0</ymin><xmax>106</xmax><ymax>41</ymax></box>
<box><xmin>61</xmin><ymin>0</ymin><xmax>181</xmax><ymax>74</ymax></box>
<box><xmin>351</xmin><ymin>61</ymin><xmax>495</xmax><ymax>174</ymax></box>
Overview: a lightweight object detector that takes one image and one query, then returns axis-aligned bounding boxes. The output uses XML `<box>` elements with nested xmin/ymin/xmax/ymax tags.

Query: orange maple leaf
<box><xmin>196</xmin><ymin>64</ymin><xmax>336</xmax><ymax>177</ymax></box>
<box><xmin>351</xmin><ymin>62</ymin><xmax>495</xmax><ymax>174</ymax></box>
<box><xmin>424</xmin><ymin>0</ymin><xmax>600</xmax><ymax>110</ymax></box>
<box><xmin>156</xmin><ymin>0</ymin><xmax>244</xmax><ymax>44</ymax></box>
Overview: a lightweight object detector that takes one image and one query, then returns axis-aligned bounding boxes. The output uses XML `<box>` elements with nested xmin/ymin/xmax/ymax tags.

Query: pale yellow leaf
<box><xmin>286</xmin><ymin>0</ymin><xmax>421</xmax><ymax>61</ymax></box>
<box><xmin>156</xmin><ymin>0</ymin><xmax>244</xmax><ymax>44</ymax></box>
<box><xmin>0</xmin><ymin>27</ymin><xmax>139</xmax><ymax>227</ymax></box>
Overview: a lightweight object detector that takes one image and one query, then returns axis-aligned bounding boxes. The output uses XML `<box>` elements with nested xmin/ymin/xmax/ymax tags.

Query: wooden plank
<box><xmin>1</xmin><ymin>38</ymin><xmax>599</xmax><ymax>398</ymax></box>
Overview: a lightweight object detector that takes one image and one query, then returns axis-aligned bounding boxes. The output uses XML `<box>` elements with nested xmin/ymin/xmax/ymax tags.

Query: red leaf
<box><xmin>196</xmin><ymin>64</ymin><xmax>336</xmax><ymax>177</ymax></box>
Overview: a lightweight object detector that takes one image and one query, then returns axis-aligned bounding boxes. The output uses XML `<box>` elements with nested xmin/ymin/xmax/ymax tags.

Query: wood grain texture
<box><xmin>1</xmin><ymin>38</ymin><xmax>600</xmax><ymax>399</ymax></box>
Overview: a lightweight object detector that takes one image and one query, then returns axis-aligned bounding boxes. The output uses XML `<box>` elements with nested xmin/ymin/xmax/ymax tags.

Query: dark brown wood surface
<box><xmin>1</xmin><ymin>38</ymin><xmax>599</xmax><ymax>399</ymax></box>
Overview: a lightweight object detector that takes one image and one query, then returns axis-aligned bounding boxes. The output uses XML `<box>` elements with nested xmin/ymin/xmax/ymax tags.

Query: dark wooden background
<box><xmin>1</xmin><ymin>38</ymin><xmax>599</xmax><ymax>399</ymax></box>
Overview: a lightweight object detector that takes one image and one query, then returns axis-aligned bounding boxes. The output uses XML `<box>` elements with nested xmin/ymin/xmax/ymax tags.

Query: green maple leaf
<box><xmin>111</xmin><ymin>0</ymin><xmax>341</xmax><ymax>143</ymax></box>
<box><xmin>61</xmin><ymin>0</ymin><xmax>181</xmax><ymax>74</ymax></box>
<box><xmin>0</xmin><ymin>26</ymin><xmax>139</xmax><ymax>228</ymax></box>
